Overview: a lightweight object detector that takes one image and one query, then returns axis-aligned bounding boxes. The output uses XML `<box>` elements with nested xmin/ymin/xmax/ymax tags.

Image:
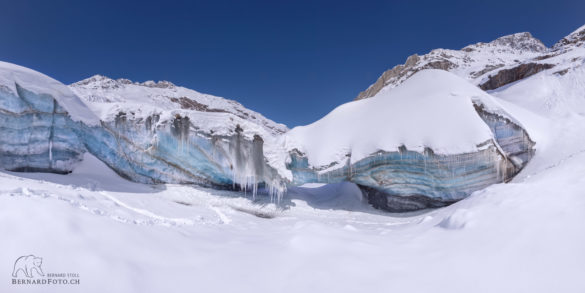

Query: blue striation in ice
<box><xmin>0</xmin><ymin>61</ymin><xmax>536</xmax><ymax>211</ymax></box>
<box><xmin>286</xmin><ymin>104</ymin><xmax>535</xmax><ymax>211</ymax></box>
<box><xmin>0</xmin><ymin>83</ymin><xmax>85</xmax><ymax>174</ymax></box>
<box><xmin>73</xmin><ymin>112</ymin><xmax>285</xmax><ymax>200</ymax></box>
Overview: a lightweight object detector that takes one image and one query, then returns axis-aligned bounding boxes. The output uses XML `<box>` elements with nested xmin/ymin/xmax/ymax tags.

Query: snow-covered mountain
<box><xmin>69</xmin><ymin>75</ymin><xmax>287</xmax><ymax>135</ymax></box>
<box><xmin>356</xmin><ymin>26</ymin><xmax>585</xmax><ymax>100</ymax></box>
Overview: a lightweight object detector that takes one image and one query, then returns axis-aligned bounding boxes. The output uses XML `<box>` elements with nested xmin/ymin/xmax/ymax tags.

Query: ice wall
<box><xmin>286</xmin><ymin>103</ymin><xmax>534</xmax><ymax>212</ymax></box>
<box><xmin>75</xmin><ymin>112</ymin><xmax>285</xmax><ymax>200</ymax></box>
<box><xmin>0</xmin><ymin>61</ymin><xmax>286</xmax><ymax>201</ymax></box>
<box><xmin>0</xmin><ymin>62</ymin><xmax>536</xmax><ymax>211</ymax></box>
<box><xmin>0</xmin><ymin>84</ymin><xmax>85</xmax><ymax>173</ymax></box>
<box><xmin>288</xmin><ymin>142</ymin><xmax>516</xmax><ymax>211</ymax></box>
<box><xmin>473</xmin><ymin>104</ymin><xmax>535</xmax><ymax>168</ymax></box>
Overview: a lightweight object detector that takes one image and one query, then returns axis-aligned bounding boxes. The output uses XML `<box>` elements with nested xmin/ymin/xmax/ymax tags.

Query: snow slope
<box><xmin>286</xmin><ymin>70</ymin><xmax>506</xmax><ymax>167</ymax></box>
<box><xmin>70</xmin><ymin>75</ymin><xmax>287</xmax><ymax>136</ymax></box>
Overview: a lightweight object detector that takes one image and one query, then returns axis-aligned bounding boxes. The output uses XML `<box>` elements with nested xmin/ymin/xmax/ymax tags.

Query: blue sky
<box><xmin>0</xmin><ymin>0</ymin><xmax>583</xmax><ymax>127</ymax></box>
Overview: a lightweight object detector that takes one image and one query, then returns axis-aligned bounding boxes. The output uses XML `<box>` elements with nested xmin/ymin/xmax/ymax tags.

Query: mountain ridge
<box><xmin>69</xmin><ymin>74</ymin><xmax>288</xmax><ymax>135</ymax></box>
<box><xmin>356</xmin><ymin>25</ymin><xmax>585</xmax><ymax>100</ymax></box>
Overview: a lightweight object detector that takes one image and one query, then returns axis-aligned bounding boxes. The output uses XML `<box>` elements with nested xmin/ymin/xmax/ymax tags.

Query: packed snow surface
<box><xmin>0</xmin><ymin>61</ymin><xmax>99</xmax><ymax>125</ymax></box>
<box><xmin>286</xmin><ymin>70</ymin><xmax>500</xmax><ymax>167</ymax></box>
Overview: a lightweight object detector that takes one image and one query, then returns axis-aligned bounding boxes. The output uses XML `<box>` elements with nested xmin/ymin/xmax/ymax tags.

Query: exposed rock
<box><xmin>479</xmin><ymin>63</ymin><xmax>555</xmax><ymax>91</ymax></box>
<box><xmin>553</xmin><ymin>25</ymin><xmax>585</xmax><ymax>49</ymax></box>
<box><xmin>169</xmin><ymin>96</ymin><xmax>227</xmax><ymax>113</ymax></box>
<box><xmin>554</xmin><ymin>68</ymin><xmax>570</xmax><ymax>76</ymax></box>
<box><xmin>356</xmin><ymin>55</ymin><xmax>456</xmax><ymax>100</ymax></box>
<box><xmin>471</xmin><ymin>64</ymin><xmax>505</xmax><ymax>78</ymax></box>
<box><xmin>484</xmin><ymin>32</ymin><xmax>547</xmax><ymax>52</ymax></box>
<box><xmin>140</xmin><ymin>80</ymin><xmax>176</xmax><ymax>89</ymax></box>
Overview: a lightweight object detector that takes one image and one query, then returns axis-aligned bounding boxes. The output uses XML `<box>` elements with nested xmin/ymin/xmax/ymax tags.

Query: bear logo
<box><xmin>12</xmin><ymin>255</ymin><xmax>44</xmax><ymax>278</ymax></box>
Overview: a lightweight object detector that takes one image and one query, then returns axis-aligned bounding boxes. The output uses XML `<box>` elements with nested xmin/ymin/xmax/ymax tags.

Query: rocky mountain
<box><xmin>356</xmin><ymin>25</ymin><xmax>585</xmax><ymax>100</ymax></box>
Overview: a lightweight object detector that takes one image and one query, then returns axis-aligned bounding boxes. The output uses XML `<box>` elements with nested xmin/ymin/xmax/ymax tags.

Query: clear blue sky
<box><xmin>0</xmin><ymin>0</ymin><xmax>583</xmax><ymax>127</ymax></box>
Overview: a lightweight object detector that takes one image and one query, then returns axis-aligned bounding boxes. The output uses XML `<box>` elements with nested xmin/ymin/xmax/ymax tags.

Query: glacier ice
<box><xmin>0</xmin><ymin>83</ymin><xmax>86</xmax><ymax>173</ymax></box>
<box><xmin>287</xmin><ymin>135</ymin><xmax>527</xmax><ymax>212</ymax></box>
<box><xmin>75</xmin><ymin>112</ymin><xmax>286</xmax><ymax>201</ymax></box>
<box><xmin>0</xmin><ymin>61</ymin><xmax>538</xmax><ymax>212</ymax></box>
<box><xmin>283</xmin><ymin>70</ymin><xmax>536</xmax><ymax>211</ymax></box>
<box><xmin>0</xmin><ymin>61</ymin><xmax>287</xmax><ymax>201</ymax></box>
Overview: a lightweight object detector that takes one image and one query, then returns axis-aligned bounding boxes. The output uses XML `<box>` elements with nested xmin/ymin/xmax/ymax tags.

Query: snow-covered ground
<box><xmin>1</xmin><ymin>141</ymin><xmax>584</xmax><ymax>293</ymax></box>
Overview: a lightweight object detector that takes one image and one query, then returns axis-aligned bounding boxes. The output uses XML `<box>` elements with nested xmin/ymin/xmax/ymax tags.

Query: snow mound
<box><xmin>285</xmin><ymin>70</ymin><xmax>499</xmax><ymax>167</ymax></box>
<box><xmin>0</xmin><ymin>61</ymin><xmax>99</xmax><ymax>125</ymax></box>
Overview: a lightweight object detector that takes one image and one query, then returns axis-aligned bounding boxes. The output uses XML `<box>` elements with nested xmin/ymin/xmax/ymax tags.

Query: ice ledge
<box><xmin>0</xmin><ymin>61</ymin><xmax>100</xmax><ymax>126</ymax></box>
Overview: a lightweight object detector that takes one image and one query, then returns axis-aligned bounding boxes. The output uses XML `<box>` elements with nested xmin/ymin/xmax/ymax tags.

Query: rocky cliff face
<box><xmin>554</xmin><ymin>25</ymin><xmax>585</xmax><ymax>49</ymax></box>
<box><xmin>356</xmin><ymin>27</ymin><xmax>585</xmax><ymax>100</ymax></box>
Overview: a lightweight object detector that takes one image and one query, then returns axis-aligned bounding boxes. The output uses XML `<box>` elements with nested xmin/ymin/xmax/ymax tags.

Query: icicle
<box><xmin>49</xmin><ymin>140</ymin><xmax>53</xmax><ymax>162</ymax></box>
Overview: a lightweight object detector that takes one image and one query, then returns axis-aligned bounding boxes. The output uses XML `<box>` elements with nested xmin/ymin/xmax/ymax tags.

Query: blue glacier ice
<box><xmin>0</xmin><ymin>62</ymin><xmax>535</xmax><ymax>212</ymax></box>
<box><xmin>283</xmin><ymin>70</ymin><xmax>536</xmax><ymax>211</ymax></box>
<box><xmin>0</xmin><ymin>61</ymin><xmax>287</xmax><ymax>200</ymax></box>
<box><xmin>286</xmin><ymin>116</ymin><xmax>533</xmax><ymax>212</ymax></box>
<box><xmin>74</xmin><ymin>112</ymin><xmax>285</xmax><ymax>199</ymax></box>
<box><xmin>0</xmin><ymin>83</ymin><xmax>86</xmax><ymax>173</ymax></box>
